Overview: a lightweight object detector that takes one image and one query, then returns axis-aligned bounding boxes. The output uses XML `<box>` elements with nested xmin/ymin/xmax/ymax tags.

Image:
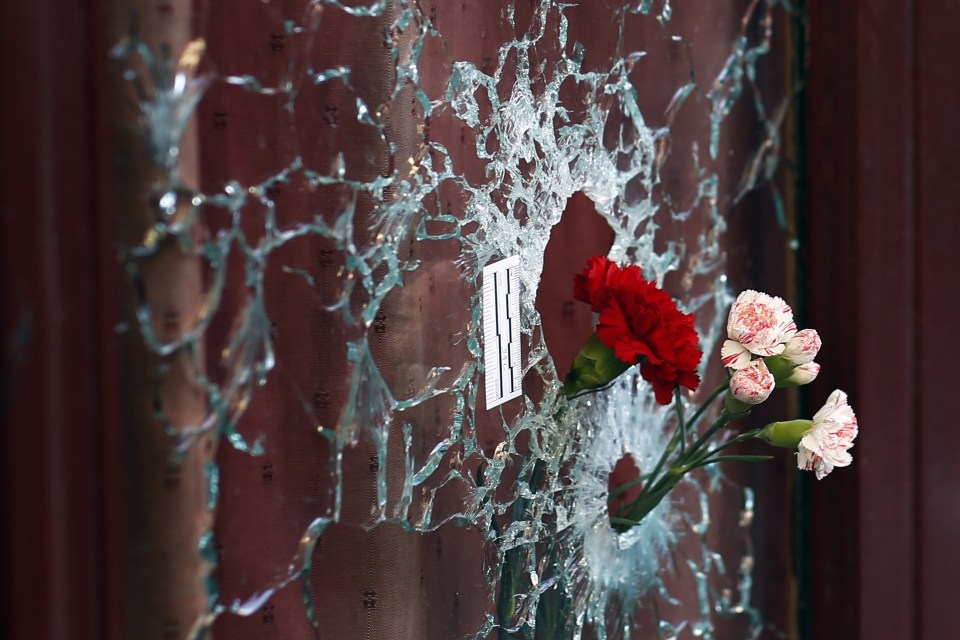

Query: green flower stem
<box><xmin>684</xmin><ymin>410</ymin><xmax>737</xmax><ymax>461</ymax></box>
<box><xmin>615</xmin><ymin>471</ymin><xmax>682</xmax><ymax>529</ymax></box>
<box><xmin>675</xmin><ymin>386</ymin><xmax>687</xmax><ymax>456</ymax></box>
<box><xmin>606</xmin><ymin>472</ymin><xmax>652</xmax><ymax>500</ymax></box>
<box><xmin>683</xmin><ymin>429</ymin><xmax>761</xmax><ymax>470</ymax></box>
<box><xmin>643</xmin><ymin>429</ymin><xmax>681</xmax><ymax>502</ymax></box>
<box><xmin>686</xmin><ymin>380</ymin><xmax>730</xmax><ymax>432</ymax></box>
<box><xmin>619</xmin><ymin>468</ymin><xmax>680</xmax><ymax>520</ymax></box>
<box><xmin>685</xmin><ymin>454</ymin><xmax>774</xmax><ymax>470</ymax></box>
<box><xmin>609</xmin><ymin>382</ymin><xmax>749</xmax><ymax>530</ymax></box>
<box><xmin>619</xmin><ymin>380</ymin><xmax>728</xmax><ymax>507</ymax></box>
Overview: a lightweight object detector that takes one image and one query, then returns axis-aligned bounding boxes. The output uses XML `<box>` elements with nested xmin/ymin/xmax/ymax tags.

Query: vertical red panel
<box><xmin>915</xmin><ymin>1</ymin><xmax>960</xmax><ymax>637</ymax></box>
<box><xmin>0</xmin><ymin>1</ymin><xmax>122</xmax><ymax>639</ymax></box>
<box><xmin>804</xmin><ymin>0</ymin><xmax>860</xmax><ymax>637</ymax></box>
<box><xmin>855</xmin><ymin>1</ymin><xmax>916</xmax><ymax>638</ymax></box>
<box><xmin>810</xmin><ymin>0</ymin><xmax>960</xmax><ymax>637</ymax></box>
<box><xmin>0</xmin><ymin>3</ymin><xmax>95</xmax><ymax>637</ymax></box>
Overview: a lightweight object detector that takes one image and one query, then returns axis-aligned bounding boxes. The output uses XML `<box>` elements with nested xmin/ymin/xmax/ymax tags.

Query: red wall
<box><xmin>805</xmin><ymin>0</ymin><xmax>960</xmax><ymax>637</ymax></box>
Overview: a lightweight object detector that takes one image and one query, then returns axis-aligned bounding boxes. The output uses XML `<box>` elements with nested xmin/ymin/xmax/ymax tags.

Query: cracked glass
<box><xmin>111</xmin><ymin>1</ymin><xmax>798</xmax><ymax>638</ymax></box>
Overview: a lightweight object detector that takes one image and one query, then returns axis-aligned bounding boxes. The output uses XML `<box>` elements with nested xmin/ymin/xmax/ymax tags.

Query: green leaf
<box><xmin>697</xmin><ymin>454</ymin><xmax>774</xmax><ymax>467</ymax></box>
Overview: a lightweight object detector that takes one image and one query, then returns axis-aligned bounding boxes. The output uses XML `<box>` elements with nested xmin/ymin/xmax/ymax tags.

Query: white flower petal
<box><xmin>720</xmin><ymin>339</ymin><xmax>753</xmax><ymax>369</ymax></box>
<box><xmin>799</xmin><ymin>390</ymin><xmax>858</xmax><ymax>480</ymax></box>
<box><xmin>812</xmin><ymin>389</ymin><xmax>851</xmax><ymax>424</ymax></box>
<box><xmin>814</xmin><ymin>459</ymin><xmax>833</xmax><ymax>481</ymax></box>
<box><xmin>796</xmin><ymin>443</ymin><xmax>818</xmax><ymax>472</ymax></box>
<box><xmin>750</xmin><ymin>342</ymin><xmax>787</xmax><ymax>358</ymax></box>
<box><xmin>726</xmin><ymin>290</ymin><xmax>796</xmax><ymax>358</ymax></box>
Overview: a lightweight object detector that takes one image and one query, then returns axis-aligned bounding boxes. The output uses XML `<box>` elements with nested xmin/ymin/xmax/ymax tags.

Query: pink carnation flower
<box><xmin>798</xmin><ymin>389</ymin><xmax>858</xmax><ymax>480</ymax></box>
<box><xmin>782</xmin><ymin>328</ymin><xmax>821</xmax><ymax>365</ymax></box>
<box><xmin>721</xmin><ymin>290</ymin><xmax>797</xmax><ymax>370</ymax></box>
<box><xmin>730</xmin><ymin>359</ymin><xmax>775</xmax><ymax>405</ymax></box>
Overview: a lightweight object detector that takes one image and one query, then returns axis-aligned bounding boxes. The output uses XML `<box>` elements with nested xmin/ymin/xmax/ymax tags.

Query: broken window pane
<box><xmin>111</xmin><ymin>1</ymin><xmax>797</xmax><ymax>637</ymax></box>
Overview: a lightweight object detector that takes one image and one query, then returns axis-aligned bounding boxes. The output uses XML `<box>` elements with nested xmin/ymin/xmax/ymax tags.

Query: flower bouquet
<box><xmin>564</xmin><ymin>256</ymin><xmax>859</xmax><ymax>533</ymax></box>
<box><xmin>496</xmin><ymin>256</ymin><xmax>859</xmax><ymax>638</ymax></box>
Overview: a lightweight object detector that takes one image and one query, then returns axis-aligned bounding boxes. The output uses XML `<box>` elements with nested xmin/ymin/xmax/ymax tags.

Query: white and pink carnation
<box><xmin>784</xmin><ymin>361</ymin><xmax>820</xmax><ymax>386</ymax></box>
<box><xmin>798</xmin><ymin>389</ymin><xmax>858</xmax><ymax>480</ymax></box>
<box><xmin>782</xmin><ymin>328</ymin><xmax>821</xmax><ymax>365</ymax></box>
<box><xmin>721</xmin><ymin>290</ymin><xmax>797</xmax><ymax>370</ymax></box>
<box><xmin>730</xmin><ymin>360</ymin><xmax>776</xmax><ymax>405</ymax></box>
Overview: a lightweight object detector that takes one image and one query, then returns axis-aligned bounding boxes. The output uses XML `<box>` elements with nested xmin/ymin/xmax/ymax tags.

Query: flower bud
<box><xmin>724</xmin><ymin>360</ymin><xmax>774</xmax><ymax>415</ymax></box>
<box><xmin>564</xmin><ymin>333</ymin><xmax>631</xmax><ymax>399</ymax></box>
<box><xmin>757</xmin><ymin>419</ymin><xmax>813</xmax><ymax>449</ymax></box>
<box><xmin>778</xmin><ymin>361</ymin><xmax>820</xmax><ymax>387</ymax></box>
<box><xmin>782</xmin><ymin>329</ymin><xmax>821</xmax><ymax>365</ymax></box>
<box><xmin>730</xmin><ymin>360</ymin><xmax>775</xmax><ymax>405</ymax></box>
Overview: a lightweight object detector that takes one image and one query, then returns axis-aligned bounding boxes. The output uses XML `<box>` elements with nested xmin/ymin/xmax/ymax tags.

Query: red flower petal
<box><xmin>574</xmin><ymin>257</ymin><xmax>703</xmax><ymax>405</ymax></box>
<box><xmin>573</xmin><ymin>256</ymin><xmax>617</xmax><ymax>312</ymax></box>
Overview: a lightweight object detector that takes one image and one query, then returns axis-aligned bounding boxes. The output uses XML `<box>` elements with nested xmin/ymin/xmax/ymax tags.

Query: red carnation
<box><xmin>571</xmin><ymin>256</ymin><xmax>702</xmax><ymax>405</ymax></box>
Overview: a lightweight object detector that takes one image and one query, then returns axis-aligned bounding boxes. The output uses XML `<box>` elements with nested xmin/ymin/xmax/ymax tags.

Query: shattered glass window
<box><xmin>112</xmin><ymin>1</ymin><xmax>798</xmax><ymax>637</ymax></box>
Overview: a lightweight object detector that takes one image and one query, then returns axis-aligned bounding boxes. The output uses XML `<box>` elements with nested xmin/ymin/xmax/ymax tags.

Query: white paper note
<box><xmin>482</xmin><ymin>255</ymin><xmax>522</xmax><ymax>410</ymax></box>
